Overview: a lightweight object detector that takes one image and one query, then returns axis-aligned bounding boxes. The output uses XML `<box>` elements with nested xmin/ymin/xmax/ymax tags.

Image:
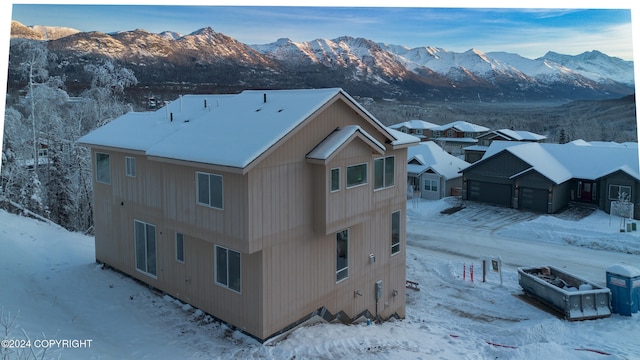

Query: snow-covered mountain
<box><xmin>9</xmin><ymin>21</ymin><xmax>635</xmax><ymax>101</ymax></box>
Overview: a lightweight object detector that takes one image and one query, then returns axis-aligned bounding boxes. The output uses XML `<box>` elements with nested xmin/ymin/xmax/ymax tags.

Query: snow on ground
<box><xmin>1</xmin><ymin>198</ymin><xmax>640</xmax><ymax>359</ymax></box>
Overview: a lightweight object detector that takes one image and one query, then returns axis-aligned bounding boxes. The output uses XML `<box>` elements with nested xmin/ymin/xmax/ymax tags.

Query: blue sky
<box><xmin>8</xmin><ymin>2</ymin><xmax>636</xmax><ymax>61</ymax></box>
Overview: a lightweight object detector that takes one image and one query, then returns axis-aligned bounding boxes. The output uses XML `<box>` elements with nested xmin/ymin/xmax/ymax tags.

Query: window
<box><xmin>96</xmin><ymin>153</ymin><xmax>111</xmax><ymax>184</ymax></box>
<box><xmin>346</xmin><ymin>163</ymin><xmax>367</xmax><ymax>188</ymax></box>
<box><xmin>125</xmin><ymin>156</ymin><xmax>136</xmax><ymax>177</ymax></box>
<box><xmin>38</xmin><ymin>148</ymin><xmax>48</xmax><ymax>157</ymax></box>
<box><xmin>134</xmin><ymin>220</ymin><xmax>157</xmax><ymax>277</ymax></box>
<box><xmin>391</xmin><ymin>211</ymin><xmax>400</xmax><ymax>255</ymax></box>
<box><xmin>336</xmin><ymin>229</ymin><xmax>349</xmax><ymax>282</ymax></box>
<box><xmin>197</xmin><ymin>172</ymin><xmax>223</xmax><ymax>209</ymax></box>
<box><xmin>330</xmin><ymin>168</ymin><xmax>340</xmax><ymax>192</ymax></box>
<box><xmin>447</xmin><ymin>129</ymin><xmax>454</xmax><ymax>137</ymax></box>
<box><xmin>415</xmin><ymin>129</ymin><xmax>423</xmax><ymax>135</ymax></box>
<box><xmin>609</xmin><ymin>184</ymin><xmax>632</xmax><ymax>201</ymax></box>
<box><xmin>374</xmin><ymin>156</ymin><xmax>395</xmax><ymax>189</ymax></box>
<box><xmin>176</xmin><ymin>232</ymin><xmax>184</xmax><ymax>263</ymax></box>
<box><xmin>424</xmin><ymin>179</ymin><xmax>439</xmax><ymax>192</ymax></box>
<box><xmin>215</xmin><ymin>245</ymin><xmax>241</xmax><ymax>293</ymax></box>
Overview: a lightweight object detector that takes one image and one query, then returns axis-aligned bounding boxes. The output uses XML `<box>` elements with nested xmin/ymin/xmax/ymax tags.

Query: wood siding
<box><xmin>90</xmin><ymin>95</ymin><xmax>408</xmax><ymax>341</ymax></box>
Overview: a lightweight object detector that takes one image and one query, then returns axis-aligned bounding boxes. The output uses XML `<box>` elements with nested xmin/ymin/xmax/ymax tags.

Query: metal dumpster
<box><xmin>518</xmin><ymin>266</ymin><xmax>611</xmax><ymax>320</ymax></box>
<box><xmin>606</xmin><ymin>264</ymin><xmax>640</xmax><ymax>316</ymax></box>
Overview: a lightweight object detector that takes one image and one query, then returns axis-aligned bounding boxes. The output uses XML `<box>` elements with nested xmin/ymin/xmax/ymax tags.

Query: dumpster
<box><xmin>518</xmin><ymin>266</ymin><xmax>611</xmax><ymax>320</ymax></box>
<box><xmin>606</xmin><ymin>264</ymin><xmax>640</xmax><ymax>316</ymax></box>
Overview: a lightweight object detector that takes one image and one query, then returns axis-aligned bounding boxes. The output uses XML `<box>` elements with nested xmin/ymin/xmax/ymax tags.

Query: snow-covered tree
<box><xmin>83</xmin><ymin>60</ymin><xmax>138</xmax><ymax>126</ymax></box>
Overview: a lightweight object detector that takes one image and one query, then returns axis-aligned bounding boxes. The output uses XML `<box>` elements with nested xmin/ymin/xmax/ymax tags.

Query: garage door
<box><xmin>519</xmin><ymin>187</ymin><xmax>548</xmax><ymax>213</ymax></box>
<box><xmin>468</xmin><ymin>181</ymin><xmax>512</xmax><ymax>207</ymax></box>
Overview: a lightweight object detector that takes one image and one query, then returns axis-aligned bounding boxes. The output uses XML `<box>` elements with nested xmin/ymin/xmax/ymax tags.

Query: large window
<box><xmin>197</xmin><ymin>172</ymin><xmax>223</xmax><ymax>209</ymax></box>
<box><xmin>96</xmin><ymin>153</ymin><xmax>110</xmax><ymax>184</ymax></box>
<box><xmin>125</xmin><ymin>156</ymin><xmax>136</xmax><ymax>177</ymax></box>
<box><xmin>374</xmin><ymin>156</ymin><xmax>395</xmax><ymax>189</ymax></box>
<box><xmin>346</xmin><ymin>163</ymin><xmax>367</xmax><ymax>188</ymax></box>
<box><xmin>336</xmin><ymin>229</ymin><xmax>349</xmax><ymax>282</ymax></box>
<box><xmin>331</xmin><ymin>168</ymin><xmax>340</xmax><ymax>192</ymax></box>
<box><xmin>134</xmin><ymin>220</ymin><xmax>157</xmax><ymax>277</ymax></box>
<box><xmin>176</xmin><ymin>232</ymin><xmax>184</xmax><ymax>263</ymax></box>
<box><xmin>391</xmin><ymin>211</ymin><xmax>400</xmax><ymax>255</ymax></box>
<box><xmin>609</xmin><ymin>184</ymin><xmax>632</xmax><ymax>201</ymax></box>
<box><xmin>215</xmin><ymin>245</ymin><xmax>241</xmax><ymax>293</ymax></box>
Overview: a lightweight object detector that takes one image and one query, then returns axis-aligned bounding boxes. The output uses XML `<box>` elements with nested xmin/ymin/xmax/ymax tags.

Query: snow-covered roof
<box><xmin>79</xmin><ymin>88</ymin><xmax>404</xmax><ymax>170</ymax></box>
<box><xmin>431</xmin><ymin>120</ymin><xmax>489</xmax><ymax>133</ymax></box>
<box><xmin>385</xmin><ymin>127</ymin><xmax>421</xmax><ymax>146</ymax></box>
<box><xmin>493</xmin><ymin>129</ymin><xmax>547</xmax><ymax>141</ymax></box>
<box><xmin>389</xmin><ymin>119</ymin><xmax>438</xmax><ymax>130</ymax></box>
<box><xmin>407</xmin><ymin>141</ymin><xmax>470</xmax><ymax>179</ymax></box>
<box><xmin>306</xmin><ymin>125</ymin><xmax>384</xmax><ymax>161</ymax></box>
<box><xmin>477</xmin><ymin>140</ymin><xmax>640</xmax><ymax>184</ymax></box>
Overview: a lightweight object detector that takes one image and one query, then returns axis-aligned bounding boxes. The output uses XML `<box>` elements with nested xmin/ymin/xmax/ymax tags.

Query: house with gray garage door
<box><xmin>460</xmin><ymin>140</ymin><xmax>640</xmax><ymax>218</ymax></box>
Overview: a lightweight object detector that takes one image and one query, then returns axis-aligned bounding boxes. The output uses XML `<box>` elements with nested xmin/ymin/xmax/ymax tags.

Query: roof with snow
<box><xmin>79</xmin><ymin>88</ymin><xmax>417</xmax><ymax>171</ymax></box>
<box><xmin>389</xmin><ymin>119</ymin><xmax>438</xmax><ymax>130</ymax></box>
<box><xmin>306</xmin><ymin>125</ymin><xmax>385</xmax><ymax>162</ymax></box>
<box><xmin>475</xmin><ymin>140</ymin><xmax>640</xmax><ymax>184</ymax></box>
<box><xmin>487</xmin><ymin>129</ymin><xmax>547</xmax><ymax>142</ymax></box>
<box><xmin>407</xmin><ymin>141</ymin><xmax>470</xmax><ymax>179</ymax></box>
<box><xmin>431</xmin><ymin>120</ymin><xmax>489</xmax><ymax>133</ymax></box>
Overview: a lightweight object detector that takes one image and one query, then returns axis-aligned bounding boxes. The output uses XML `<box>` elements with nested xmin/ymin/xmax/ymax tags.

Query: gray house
<box><xmin>461</xmin><ymin>141</ymin><xmax>640</xmax><ymax>218</ymax></box>
<box><xmin>464</xmin><ymin>129</ymin><xmax>547</xmax><ymax>163</ymax></box>
<box><xmin>407</xmin><ymin>141</ymin><xmax>470</xmax><ymax>200</ymax></box>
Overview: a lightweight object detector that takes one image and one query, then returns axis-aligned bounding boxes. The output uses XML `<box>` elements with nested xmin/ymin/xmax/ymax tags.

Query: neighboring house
<box><xmin>430</xmin><ymin>120</ymin><xmax>489</xmax><ymax>156</ymax></box>
<box><xmin>406</xmin><ymin>141</ymin><xmax>470</xmax><ymax>200</ymax></box>
<box><xmin>388</xmin><ymin>119</ymin><xmax>438</xmax><ymax>141</ymax></box>
<box><xmin>465</xmin><ymin>129</ymin><xmax>547</xmax><ymax>163</ymax></box>
<box><xmin>461</xmin><ymin>140</ymin><xmax>640</xmax><ymax>218</ymax></box>
<box><xmin>78</xmin><ymin>88</ymin><xmax>419</xmax><ymax>342</ymax></box>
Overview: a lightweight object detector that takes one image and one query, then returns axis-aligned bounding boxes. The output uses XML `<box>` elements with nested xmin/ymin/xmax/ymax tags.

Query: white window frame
<box><xmin>215</xmin><ymin>245</ymin><xmax>241</xmax><ymax>293</ymax></box>
<box><xmin>346</xmin><ymin>163</ymin><xmax>368</xmax><ymax>189</ymax></box>
<box><xmin>424</xmin><ymin>179</ymin><xmax>439</xmax><ymax>192</ymax></box>
<box><xmin>374</xmin><ymin>156</ymin><xmax>395</xmax><ymax>190</ymax></box>
<box><xmin>196</xmin><ymin>171</ymin><xmax>224</xmax><ymax>209</ymax></box>
<box><xmin>134</xmin><ymin>220</ymin><xmax>157</xmax><ymax>278</ymax></box>
<box><xmin>125</xmin><ymin>156</ymin><xmax>136</xmax><ymax>177</ymax></box>
<box><xmin>336</xmin><ymin>229</ymin><xmax>349</xmax><ymax>282</ymax></box>
<box><xmin>175</xmin><ymin>232</ymin><xmax>184</xmax><ymax>263</ymax></box>
<box><xmin>391</xmin><ymin>210</ymin><xmax>401</xmax><ymax>255</ymax></box>
<box><xmin>609</xmin><ymin>184</ymin><xmax>632</xmax><ymax>201</ymax></box>
<box><xmin>330</xmin><ymin>167</ymin><xmax>341</xmax><ymax>192</ymax></box>
<box><xmin>96</xmin><ymin>152</ymin><xmax>111</xmax><ymax>184</ymax></box>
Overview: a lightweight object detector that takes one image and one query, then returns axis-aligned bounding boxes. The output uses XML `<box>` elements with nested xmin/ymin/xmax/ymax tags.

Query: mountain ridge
<box><xmin>9</xmin><ymin>20</ymin><xmax>635</xmax><ymax>102</ymax></box>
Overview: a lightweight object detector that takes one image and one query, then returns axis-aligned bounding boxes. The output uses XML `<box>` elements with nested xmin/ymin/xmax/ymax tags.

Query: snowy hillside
<box><xmin>1</xmin><ymin>198</ymin><xmax>639</xmax><ymax>359</ymax></box>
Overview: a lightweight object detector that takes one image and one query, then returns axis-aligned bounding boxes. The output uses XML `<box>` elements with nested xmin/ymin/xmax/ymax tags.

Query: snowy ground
<box><xmin>1</xmin><ymin>198</ymin><xmax>640</xmax><ymax>359</ymax></box>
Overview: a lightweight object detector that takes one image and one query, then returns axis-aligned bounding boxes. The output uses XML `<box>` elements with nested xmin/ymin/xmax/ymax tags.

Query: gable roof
<box><xmin>79</xmin><ymin>88</ymin><xmax>411</xmax><ymax>172</ymax></box>
<box><xmin>407</xmin><ymin>141</ymin><xmax>470</xmax><ymax>179</ymax></box>
<box><xmin>470</xmin><ymin>140</ymin><xmax>640</xmax><ymax>184</ymax></box>
<box><xmin>485</xmin><ymin>129</ymin><xmax>547</xmax><ymax>141</ymax></box>
<box><xmin>306</xmin><ymin>125</ymin><xmax>385</xmax><ymax>163</ymax></box>
<box><xmin>431</xmin><ymin>120</ymin><xmax>489</xmax><ymax>133</ymax></box>
<box><xmin>389</xmin><ymin>119</ymin><xmax>438</xmax><ymax>130</ymax></box>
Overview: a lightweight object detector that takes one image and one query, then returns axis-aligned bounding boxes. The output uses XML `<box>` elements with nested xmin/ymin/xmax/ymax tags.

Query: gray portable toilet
<box><xmin>606</xmin><ymin>264</ymin><xmax>640</xmax><ymax>316</ymax></box>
